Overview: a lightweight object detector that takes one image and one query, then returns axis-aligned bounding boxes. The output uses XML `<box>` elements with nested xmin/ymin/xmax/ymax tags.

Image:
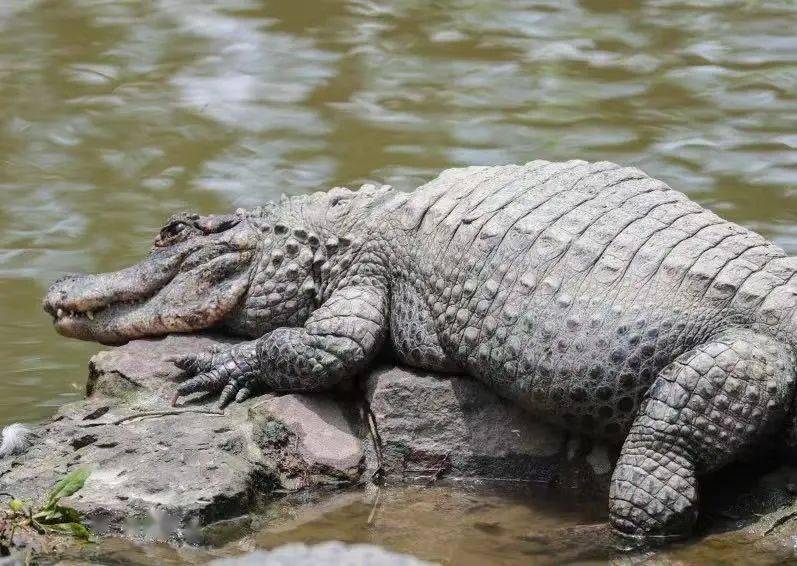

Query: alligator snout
<box><xmin>43</xmin><ymin>249</ymin><xmax>188</xmax><ymax>321</ymax></box>
<box><xmin>43</xmin><ymin>274</ymin><xmax>107</xmax><ymax>319</ymax></box>
<box><xmin>43</xmin><ymin>274</ymin><xmax>81</xmax><ymax>314</ymax></box>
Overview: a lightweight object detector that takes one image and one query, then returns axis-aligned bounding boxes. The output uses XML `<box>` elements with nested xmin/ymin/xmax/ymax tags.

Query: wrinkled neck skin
<box><xmin>223</xmin><ymin>185</ymin><xmax>401</xmax><ymax>337</ymax></box>
<box><xmin>43</xmin><ymin>184</ymin><xmax>400</xmax><ymax>345</ymax></box>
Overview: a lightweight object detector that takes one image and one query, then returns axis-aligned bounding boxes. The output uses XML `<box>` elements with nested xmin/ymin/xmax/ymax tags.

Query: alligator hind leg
<box><xmin>609</xmin><ymin>329</ymin><xmax>796</xmax><ymax>537</ymax></box>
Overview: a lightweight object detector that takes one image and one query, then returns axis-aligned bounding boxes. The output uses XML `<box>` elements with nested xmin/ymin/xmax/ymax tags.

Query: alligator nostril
<box><xmin>43</xmin><ymin>274</ymin><xmax>80</xmax><ymax>315</ymax></box>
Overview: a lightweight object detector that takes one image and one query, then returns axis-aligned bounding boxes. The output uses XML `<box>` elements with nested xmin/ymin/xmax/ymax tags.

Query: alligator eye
<box><xmin>160</xmin><ymin>221</ymin><xmax>188</xmax><ymax>239</ymax></box>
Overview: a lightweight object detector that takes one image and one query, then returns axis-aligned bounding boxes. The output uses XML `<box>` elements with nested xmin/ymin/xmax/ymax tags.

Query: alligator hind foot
<box><xmin>610</xmin><ymin>329</ymin><xmax>795</xmax><ymax>537</ymax></box>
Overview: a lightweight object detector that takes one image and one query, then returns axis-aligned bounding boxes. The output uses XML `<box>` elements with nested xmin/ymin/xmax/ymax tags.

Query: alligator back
<box><xmin>387</xmin><ymin>160</ymin><xmax>796</xmax><ymax>439</ymax></box>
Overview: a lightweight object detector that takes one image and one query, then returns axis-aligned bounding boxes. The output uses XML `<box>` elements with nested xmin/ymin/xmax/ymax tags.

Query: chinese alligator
<box><xmin>43</xmin><ymin>160</ymin><xmax>797</xmax><ymax>539</ymax></box>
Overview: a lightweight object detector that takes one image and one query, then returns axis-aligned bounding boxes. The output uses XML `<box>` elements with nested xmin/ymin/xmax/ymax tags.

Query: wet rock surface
<box><xmin>0</xmin><ymin>335</ymin><xmax>362</xmax><ymax>540</ymax></box>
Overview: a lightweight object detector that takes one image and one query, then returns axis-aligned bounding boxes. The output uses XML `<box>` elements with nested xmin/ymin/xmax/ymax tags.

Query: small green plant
<box><xmin>1</xmin><ymin>468</ymin><xmax>92</xmax><ymax>556</ymax></box>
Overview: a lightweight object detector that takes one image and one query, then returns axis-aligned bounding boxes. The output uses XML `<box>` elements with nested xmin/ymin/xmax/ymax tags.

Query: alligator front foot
<box><xmin>169</xmin><ymin>285</ymin><xmax>389</xmax><ymax>408</ymax></box>
<box><xmin>168</xmin><ymin>341</ymin><xmax>260</xmax><ymax>408</ymax></box>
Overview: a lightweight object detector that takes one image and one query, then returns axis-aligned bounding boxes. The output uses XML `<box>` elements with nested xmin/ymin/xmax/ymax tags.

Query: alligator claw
<box><xmin>165</xmin><ymin>352</ymin><xmax>214</xmax><ymax>373</ymax></box>
<box><xmin>219</xmin><ymin>382</ymin><xmax>238</xmax><ymax>409</ymax></box>
<box><xmin>167</xmin><ymin>342</ymin><xmax>259</xmax><ymax>407</ymax></box>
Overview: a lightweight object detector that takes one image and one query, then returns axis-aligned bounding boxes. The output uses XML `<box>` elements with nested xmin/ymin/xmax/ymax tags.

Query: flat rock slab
<box><xmin>364</xmin><ymin>367</ymin><xmax>612</xmax><ymax>487</ymax></box>
<box><xmin>0</xmin><ymin>335</ymin><xmax>363</xmax><ymax>540</ymax></box>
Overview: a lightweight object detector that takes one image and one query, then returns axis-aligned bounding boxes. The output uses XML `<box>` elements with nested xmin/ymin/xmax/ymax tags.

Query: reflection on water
<box><xmin>59</xmin><ymin>484</ymin><xmax>795</xmax><ymax>565</ymax></box>
<box><xmin>241</xmin><ymin>485</ymin><xmax>607</xmax><ymax>565</ymax></box>
<box><xmin>0</xmin><ymin>1</ymin><xmax>796</xmax><ymax>560</ymax></box>
<box><xmin>60</xmin><ymin>485</ymin><xmax>609</xmax><ymax>565</ymax></box>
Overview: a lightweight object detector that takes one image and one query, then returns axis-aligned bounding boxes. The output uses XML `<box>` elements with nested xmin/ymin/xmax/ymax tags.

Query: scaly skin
<box><xmin>43</xmin><ymin>160</ymin><xmax>797</xmax><ymax>538</ymax></box>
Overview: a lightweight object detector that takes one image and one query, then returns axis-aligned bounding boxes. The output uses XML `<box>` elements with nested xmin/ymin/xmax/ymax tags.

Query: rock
<box><xmin>251</xmin><ymin>395</ymin><xmax>363</xmax><ymax>490</ymax></box>
<box><xmin>0</xmin><ymin>335</ymin><xmax>611</xmax><ymax>548</ymax></box>
<box><xmin>364</xmin><ymin>367</ymin><xmax>612</xmax><ymax>488</ymax></box>
<box><xmin>0</xmin><ymin>334</ymin><xmax>362</xmax><ymax>540</ymax></box>
<box><xmin>210</xmin><ymin>542</ymin><xmax>433</xmax><ymax>566</ymax></box>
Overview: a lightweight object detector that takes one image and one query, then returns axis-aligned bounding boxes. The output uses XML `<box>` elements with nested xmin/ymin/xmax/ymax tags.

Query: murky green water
<box><xmin>1</xmin><ymin>0</ymin><xmax>796</xmax><ymax>563</ymax></box>
<box><xmin>2</xmin><ymin>0</ymin><xmax>796</xmax><ymax>427</ymax></box>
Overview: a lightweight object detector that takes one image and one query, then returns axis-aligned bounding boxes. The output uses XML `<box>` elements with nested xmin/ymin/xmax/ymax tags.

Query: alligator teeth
<box><xmin>87</xmin><ymin>311</ymin><xmax>94</xmax><ymax>320</ymax></box>
<box><xmin>57</xmin><ymin>308</ymin><xmax>64</xmax><ymax>318</ymax></box>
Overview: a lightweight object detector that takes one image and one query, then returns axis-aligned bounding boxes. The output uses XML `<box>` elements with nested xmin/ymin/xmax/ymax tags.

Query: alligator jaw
<box><xmin>43</xmin><ymin>246</ymin><xmax>254</xmax><ymax>344</ymax></box>
<box><xmin>48</xmin><ymin>299</ymin><xmax>143</xmax><ymax>344</ymax></box>
<box><xmin>43</xmin><ymin>251</ymin><xmax>183</xmax><ymax>344</ymax></box>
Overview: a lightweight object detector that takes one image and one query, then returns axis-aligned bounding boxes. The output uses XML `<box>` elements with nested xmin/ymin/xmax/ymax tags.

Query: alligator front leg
<box><xmin>170</xmin><ymin>285</ymin><xmax>388</xmax><ymax>408</ymax></box>
<box><xmin>609</xmin><ymin>329</ymin><xmax>795</xmax><ymax>538</ymax></box>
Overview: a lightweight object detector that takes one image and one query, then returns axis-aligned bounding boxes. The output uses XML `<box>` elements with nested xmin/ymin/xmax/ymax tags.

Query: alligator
<box><xmin>43</xmin><ymin>160</ymin><xmax>797</xmax><ymax>538</ymax></box>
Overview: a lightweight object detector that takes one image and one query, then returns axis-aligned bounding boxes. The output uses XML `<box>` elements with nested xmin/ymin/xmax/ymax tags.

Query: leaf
<box><xmin>8</xmin><ymin>500</ymin><xmax>24</xmax><ymax>513</ymax></box>
<box><xmin>33</xmin><ymin>508</ymin><xmax>63</xmax><ymax>522</ymax></box>
<box><xmin>42</xmin><ymin>522</ymin><xmax>92</xmax><ymax>541</ymax></box>
<box><xmin>45</xmin><ymin>468</ymin><xmax>90</xmax><ymax>508</ymax></box>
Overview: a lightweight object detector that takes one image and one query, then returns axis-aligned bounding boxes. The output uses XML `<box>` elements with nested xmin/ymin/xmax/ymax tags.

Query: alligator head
<box><xmin>44</xmin><ymin>185</ymin><xmax>399</xmax><ymax>345</ymax></box>
<box><xmin>43</xmin><ymin>211</ymin><xmax>260</xmax><ymax>345</ymax></box>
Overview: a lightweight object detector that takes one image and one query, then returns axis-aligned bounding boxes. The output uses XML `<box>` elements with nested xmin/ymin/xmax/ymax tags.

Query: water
<box><xmin>1</xmin><ymin>0</ymin><xmax>795</xmax><ymax>562</ymax></box>
<box><xmin>58</xmin><ymin>486</ymin><xmax>609</xmax><ymax>565</ymax></box>
<box><xmin>53</xmin><ymin>484</ymin><xmax>796</xmax><ymax>565</ymax></box>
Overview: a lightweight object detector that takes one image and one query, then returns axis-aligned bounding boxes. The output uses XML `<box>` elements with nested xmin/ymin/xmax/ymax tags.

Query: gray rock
<box><xmin>250</xmin><ymin>394</ymin><xmax>364</xmax><ymax>491</ymax></box>
<box><xmin>364</xmin><ymin>366</ymin><xmax>612</xmax><ymax>488</ymax></box>
<box><xmin>0</xmin><ymin>334</ymin><xmax>362</xmax><ymax>540</ymax></box>
<box><xmin>0</xmin><ymin>334</ymin><xmax>612</xmax><ymax>548</ymax></box>
<box><xmin>210</xmin><ymin>542</ymin><xmax>433</xmax><ymax>566</ymax></box>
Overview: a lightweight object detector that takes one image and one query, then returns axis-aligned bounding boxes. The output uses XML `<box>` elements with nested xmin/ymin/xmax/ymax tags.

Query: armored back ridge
<box><xmin>44</xmin><ymin>160</ymin><xmax>797</xmax><ymax>538</ymax></box>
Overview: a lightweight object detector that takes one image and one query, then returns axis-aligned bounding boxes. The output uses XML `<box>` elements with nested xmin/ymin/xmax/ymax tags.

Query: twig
<box><xmin>425</xmin><ymin>452</ymin><xmax>451</xmax><ymax>486</ymax></box>
<box><xmin>79</xmin><ymin>409</ymin><xmax>224</xmax><ymax>427</ymax></box>
<box><xmin>763</xmin><ymin>508</ymin><xmax>797</xmax><ymax>536</ymax></box>
<box><xmin>361</xmin><ymin>402</ymin><xmax>384</xmax><ymax>482</ymax></box>
<box><xmin>367</xmin><ymin>486</ymin><xmax>382</xmax><ymax>525</ymax></box>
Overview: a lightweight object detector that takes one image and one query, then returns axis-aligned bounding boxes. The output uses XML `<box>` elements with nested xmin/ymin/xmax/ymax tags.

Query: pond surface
<box><xmin>1</xmin><ymin>0</ymin><xmax>796</xmax><ymax>563</ymax></box>
<box><xmin>61</xmin><ymin>485</ymin><xmax>610</xmax><ymax>565</ymax></box>
<box><xmin>53</xmin><ymin>484</ymin><xmax>796</xmax><ymax>565</ymax></box>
